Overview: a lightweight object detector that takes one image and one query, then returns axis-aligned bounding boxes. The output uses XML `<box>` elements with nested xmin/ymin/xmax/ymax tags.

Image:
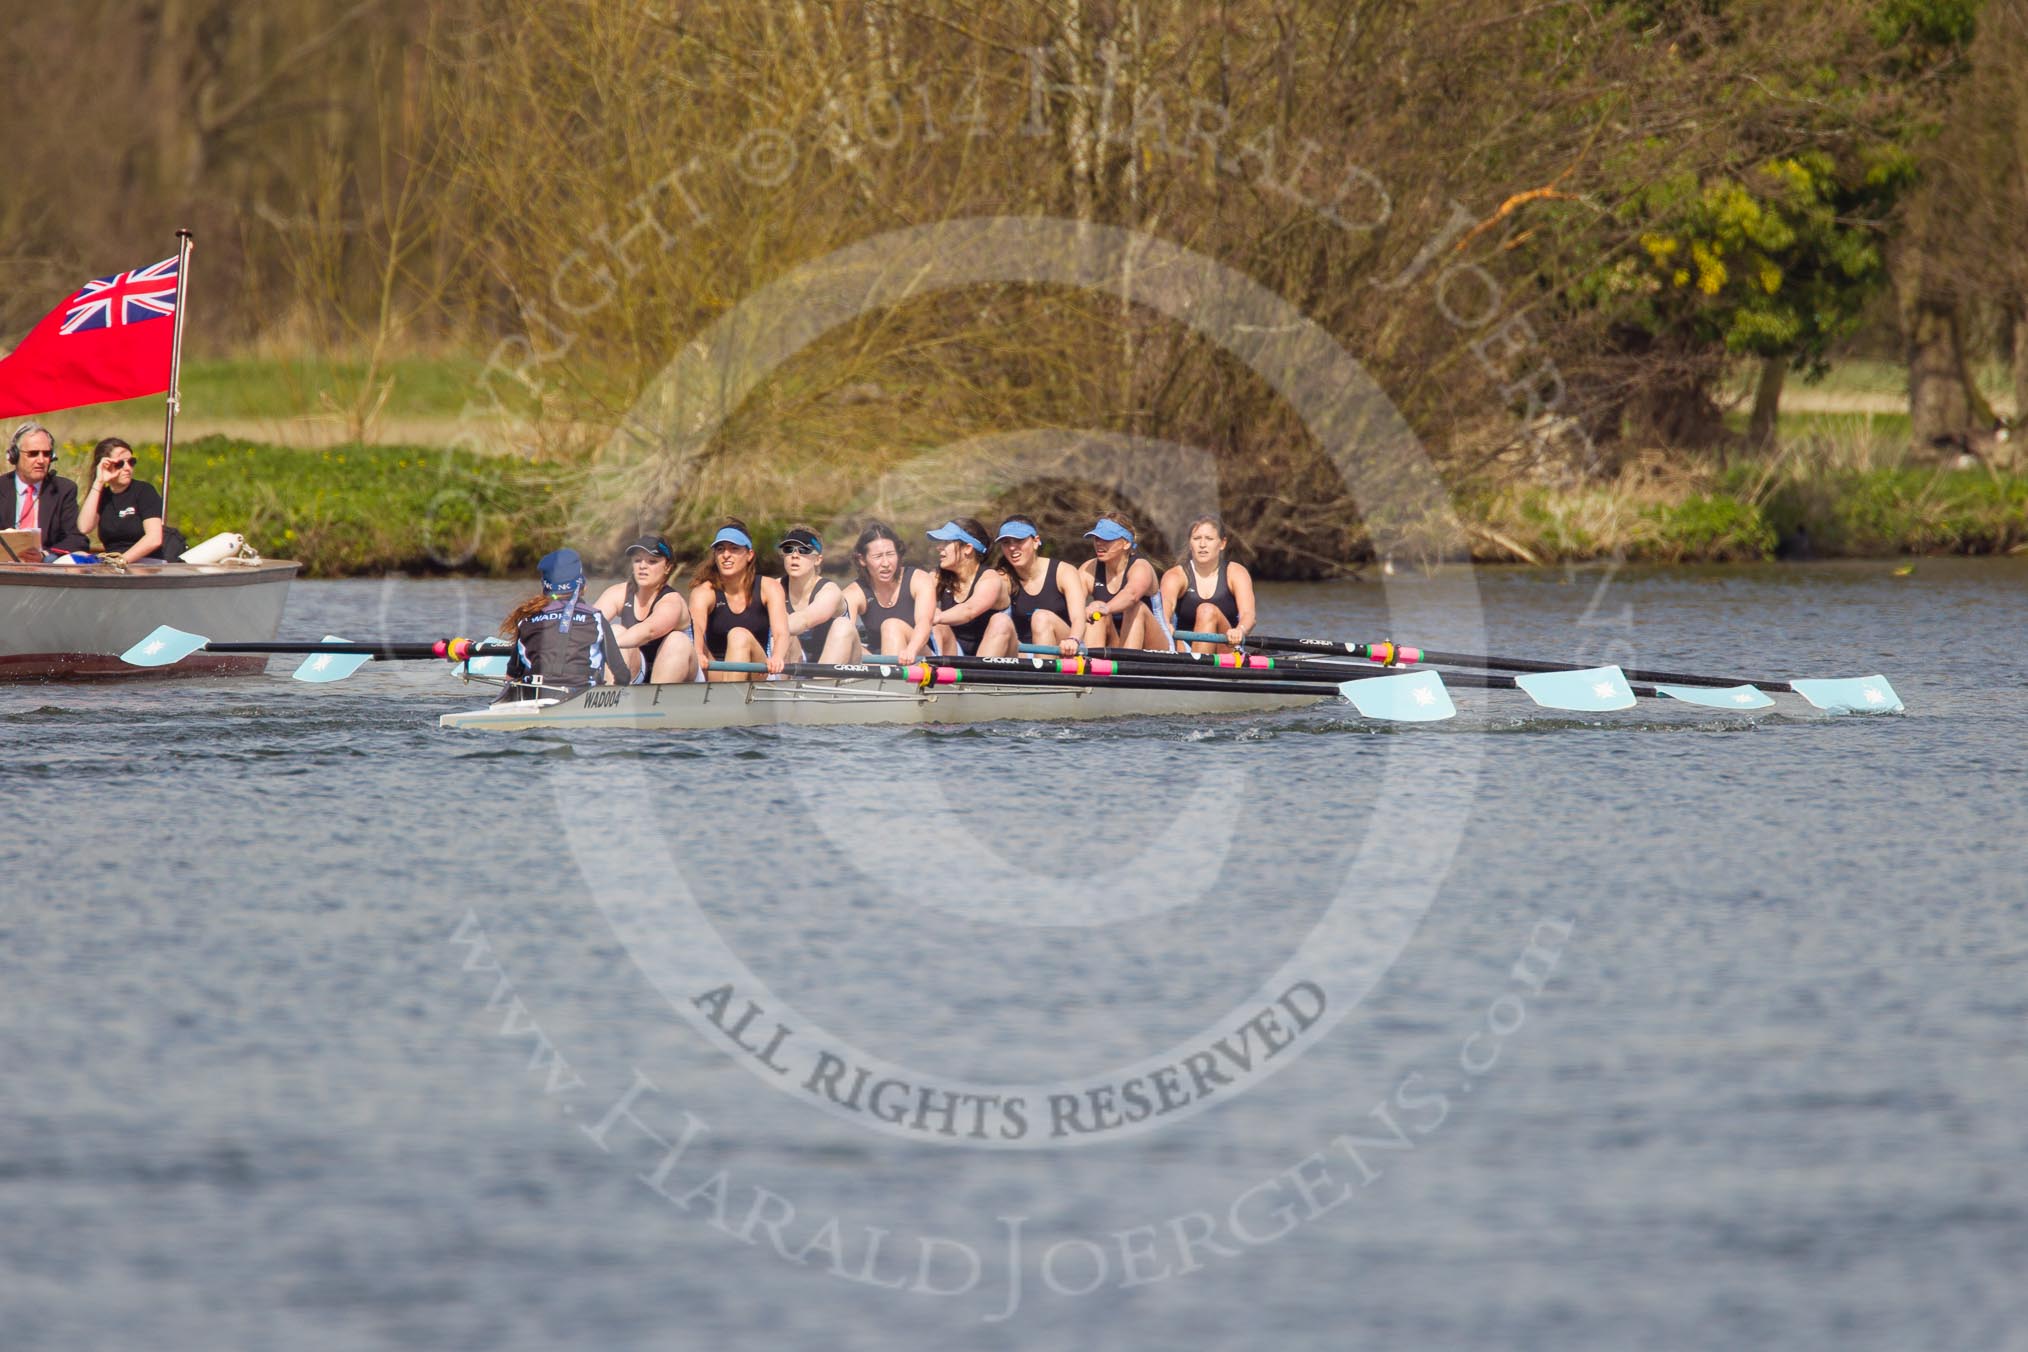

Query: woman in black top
<box><xmin>1160</xmin><ymin>514</ymin><xmax>1257</xmax><ymax>652</ymax></box>
<box><xmin>688</xmin><ymin>518</ymin><xmax>791</xmax><ymax>681</ymax></box>
<box><xmin>777</xmin><ymin>525</ymin><xmax>849</xmax><ymax>665</ymax></box>
<box><xmin>927</xmin><ymin>517</ymin><xmax>1015</xmax><ymax>657</ymax></box>
<box><xmin>838</xmin><ymin>522</ymin><xmax>935</xmax><ymax>661</ymax></box>
<box><xmin>594</xmin><ymin>534</ymin><xmax>694</xmax><ymax>682</ymax></box>
<box><xmin>993</xmin><ymin>515</ymin><xmax>1088</xmax><ymax>656</ymax></box>
<box><xmin>77</xmin><ymin>437</ymin><xmax>176</xmax><ymax>562</ymax></box>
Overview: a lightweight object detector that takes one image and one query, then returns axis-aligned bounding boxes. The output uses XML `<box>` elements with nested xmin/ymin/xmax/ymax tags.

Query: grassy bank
<box><xmin>46</xmin><ymin>404</ymin><xmax>2028</xmax><ymax>577</ymax></box>
<box><xmin>56</xmin><ymin>435</ymin><xmax>561</xmax><ymax>576</ymax></box>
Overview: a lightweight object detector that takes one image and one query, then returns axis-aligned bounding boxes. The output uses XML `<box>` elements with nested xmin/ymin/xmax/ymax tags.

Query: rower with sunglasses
<box><xmin>78</xmin><ymin>437</ymin><xmax>182</xmax><ymax>563</ymax></box>
<box><xmin>776</xmin><ymin>526</ymin><xmax>850</xmax><ymax>665</ymax></box>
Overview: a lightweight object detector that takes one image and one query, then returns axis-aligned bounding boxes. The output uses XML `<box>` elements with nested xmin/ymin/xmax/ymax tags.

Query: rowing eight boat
<box><xmin>439</xmin><ymin>675</ymin><xmax>1330</xmax><ymax>732</ymax></box>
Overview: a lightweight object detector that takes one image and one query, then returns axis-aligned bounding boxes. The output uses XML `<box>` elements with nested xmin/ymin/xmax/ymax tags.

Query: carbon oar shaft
<box><xmin>197</xmin><ymin>639</ymin><xmax>512</xmax><ymax>660</ymax></box>
<box><xmin>1197</xmin><ymin>631</ymin><xmax>1792</xmax><ymax>691</ymax></box>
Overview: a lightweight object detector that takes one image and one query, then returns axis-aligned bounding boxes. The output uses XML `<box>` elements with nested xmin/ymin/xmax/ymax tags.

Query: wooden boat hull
<box><xmin>440</xmin><ymin>677</ymin><xmax>1330</xmax><ymax>731</ymax></box>
<box><xmin>0</xmin><ymin>560</ymin><xmax>299</xmax><ymax>681</ymax></box>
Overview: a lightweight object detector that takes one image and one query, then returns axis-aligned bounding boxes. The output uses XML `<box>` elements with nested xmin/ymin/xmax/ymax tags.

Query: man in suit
<box><xmin>2</xmin><ymin>423</ymin><xmax>87</xmax><ymax>561</ymax></box>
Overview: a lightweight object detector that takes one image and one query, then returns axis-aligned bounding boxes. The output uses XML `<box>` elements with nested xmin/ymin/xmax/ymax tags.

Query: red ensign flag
<box><xmin>0</xmin><ymin>255</ymin><xmax>180</xmax><ymax>417</ymax></box>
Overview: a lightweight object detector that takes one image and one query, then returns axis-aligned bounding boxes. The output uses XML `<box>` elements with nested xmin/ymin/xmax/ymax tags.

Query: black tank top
<box><xmin>620</xmin><ymin>584</ymin><xmax>681</xmax><ymax>674</ymax></box>
<box><xmin>1090</xmin><ymin>555</ymin><xmax>1152</xmax><ymax>607</ymax></box>
<box><xmin>1178</xmin><ymin>559</ymin><xmax>1238</xmax><ymax>630</ymax></box>
<box><xmin>1006</xmin><ymin>559</ymin><xmax>1068</xmax><ymax>643</ymax></box>
<box><xmin>703</xmin><ymin>582</ymin><xmax>771</xmax><ymax>659</ymax></box>
<box><xmin>858</xmin><ymin>565</ymin><xmax>921</xmax><ymax>647</ymax></box>
<box><xmin>787</xmin><ymin>579</ymin><xmax>841</xmax><ymax>662</ymax></box>
<box><xmin>940</xmin><ymin>567</ymin><xmax>994</xmax><ymax>655</ymax></box>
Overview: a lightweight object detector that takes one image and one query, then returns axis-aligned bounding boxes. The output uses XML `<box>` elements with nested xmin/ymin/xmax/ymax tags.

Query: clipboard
<box><xmin>0</xmin><ymin>527</ymin><xmax>38</xmax><ymax>562</ymax></box>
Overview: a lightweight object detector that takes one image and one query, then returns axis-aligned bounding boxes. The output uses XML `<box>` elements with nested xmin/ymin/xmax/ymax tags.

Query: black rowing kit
<box><xmin>1007</xmin><ymin>559</ymin><xmax>1070</xmax><ymax>643</ymax></box>
<box><xmin>703</xmin><ymin>583</ymin><xmax>772</xmax><ymax>658</ymax></box>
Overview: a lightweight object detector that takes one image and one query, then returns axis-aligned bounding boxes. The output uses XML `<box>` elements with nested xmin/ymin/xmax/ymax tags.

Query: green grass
<box><xmin>52</xmin><ymin>433</ymin><xmax>563</xmax><ymax>577</ymax></box>
<box><xmin>91</xmin><ymin>354</ymin><xmax>493</xmax><ymax>423</ymax></box>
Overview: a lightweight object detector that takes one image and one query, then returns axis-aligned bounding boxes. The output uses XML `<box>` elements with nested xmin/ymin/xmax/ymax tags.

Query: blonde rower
<box><xmin>1079</xmin><ymin>512</ymin><xmax>1167</xmax><ymax>650</ymax></box>
<box><xmin>927</xmin><ymin>517</ymin><xmax>1016</xmax><ymax>657</ymax></box>
<box><xmin>838</xmin><ymin>522</ymin><xmax>934</xmax><ymax>662</ymax></box>
<box><xmin>689</xmin><ymin>519</ymin><xmax>790</xmax><ymax>680</ymax></box>
<box><xmin>1160</xmin><ymin>514</ymin><xmax>1257</xmax><ymax>652</ymax></box>
<box><xmin>776</xmin><ymin>525</ymin><xmax>848</xmax><ymax>666</ymax></box>
<box><xmin>595</xmin><ymin>534</ymin><xmax>695</xmax><ymax>682</ymax></box>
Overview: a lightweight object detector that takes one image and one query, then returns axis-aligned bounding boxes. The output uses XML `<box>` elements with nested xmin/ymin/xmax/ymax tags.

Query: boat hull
<box><xmin>440</xmin><ymin>677</ymin><xmax>1330</xmax><ymax>731</ymax></box>
<box><xmin>0</xmin><ymin>560</ymin><xmax>299</xmax><ymax>681</ymax></box>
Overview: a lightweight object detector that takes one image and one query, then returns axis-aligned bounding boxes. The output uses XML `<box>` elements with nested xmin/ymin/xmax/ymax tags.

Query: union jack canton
<box><xmin>59</xmin><ymin>255</ymin><xmax>179</xmax><ymax>334</ymax></box>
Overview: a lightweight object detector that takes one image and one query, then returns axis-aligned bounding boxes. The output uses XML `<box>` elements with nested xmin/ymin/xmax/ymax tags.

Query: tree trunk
<box><xmin>1747</xmin><ymin>355</ymin><xmax>1786</xmax><ymax>452</ymax></box>
<box><xmin>2010</xmin><ymin>300</ymin><xmax>2028</xmax><ymax>427</ymax></box>
<box><xmin>1906</xmin><ymin>297</ymin><xmax>1973</xmax><ymax>447</ymax></box>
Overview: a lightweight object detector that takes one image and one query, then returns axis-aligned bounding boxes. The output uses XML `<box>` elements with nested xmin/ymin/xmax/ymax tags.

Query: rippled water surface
<box><xmin>4</xmin><ymin>560</ymin><xmax>2024</xmax><ymax>1351</ymax></box>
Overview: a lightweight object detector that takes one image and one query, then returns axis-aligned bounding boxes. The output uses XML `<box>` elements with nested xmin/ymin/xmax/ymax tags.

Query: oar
<box><xmin>714</xmin><ymin>657</ymin><xmax>1458</xmax><ymax>721</ymax></box>
<box><xmin>1179</xmin><ymin>630</ymin><xmax>1892</xmax><ymax>713</ymax></box>
<box><xmin>119</xmin><ymin>624</ymin><xmax>513</xmax><ymax>682</ymax></box>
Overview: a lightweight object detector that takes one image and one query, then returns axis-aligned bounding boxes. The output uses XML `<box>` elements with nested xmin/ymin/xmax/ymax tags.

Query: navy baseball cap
<box><xmin>539</xmin><ymin>548</ymin><xmax>585</xmax><ymax>593</ymax></box>
<box><xmin>776</xmin><ymin>526</ymin><xmax>823</xmax><ymax>553</ymax></box>
<box><xmin>625</xmin><ymin>535</ymin><xmax>674</xmax><ymax>563</ymax></box>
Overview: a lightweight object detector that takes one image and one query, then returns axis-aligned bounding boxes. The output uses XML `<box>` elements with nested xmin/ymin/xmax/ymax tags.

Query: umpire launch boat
<box><xmin>0</xmin><ymin>558</ymin><xmax>298</xmax><ymax>681</ymax></box>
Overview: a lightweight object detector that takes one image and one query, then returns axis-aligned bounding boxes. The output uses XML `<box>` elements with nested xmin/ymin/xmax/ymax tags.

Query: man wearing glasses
<box><xmin>2</xmin><ymin>423</ymin><xmax>87</xmax><ymax>562</ymax></box>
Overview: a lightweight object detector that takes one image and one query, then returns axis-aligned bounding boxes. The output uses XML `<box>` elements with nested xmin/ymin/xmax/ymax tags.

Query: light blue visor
<box><xmin>926</xmin><ymin>522</ymin><xmax>986</xmax><ymax>553</ymax></box>
<box><xmin>711</xmin><ymin>526</ymin><xmax>754</xmax><ymax>550</ymax></box>
<box><xmin>1084</xmin><ymin>519</ymin><xmax>1134</xmax><ymax>545</ymax></box>
<box><xmin>995</xmin><ymin>520</ymin><xmax>1040</xmax><ymax>542</ymax></box>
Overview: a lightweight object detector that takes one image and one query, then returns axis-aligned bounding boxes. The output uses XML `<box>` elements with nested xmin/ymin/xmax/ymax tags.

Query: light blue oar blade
<box><xmin>1514</xmin><ymin>665</ymin><xmax>1636</xmax><ymax>712</ymax></box>
<box><xmin>463</xmin><ymin>655</ymin><xmax>511</xmax><ymax>679</ymax></box>
<box><xmin>120</xmin><ymin>624</ymin><xmax>210</xmax><ymax>667</ymax></box>
<box><xmin>1338</xmin><ymin>670</ymin><xmax>1455</xmax><ymax>722</ymax></box>
<box><xmin>1789</xmin><ymin>675</ymin><xmax>1903</xmax><ymax>714</ymax></box>
<box><xmin>292</xmin><ymin>635</ymin><xmax>373</xmax><ymax>683</ymax></box>
<box><xmin>1655</xmin><ymin>683</ymin><xmax>1775</xmax><ymax>711</ymax></box>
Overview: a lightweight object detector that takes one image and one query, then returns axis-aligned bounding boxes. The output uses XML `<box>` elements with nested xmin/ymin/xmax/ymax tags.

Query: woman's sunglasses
<box><xmin>105</xmin><ymin>458</ymin><xmax>135</xmax><ymax>470</ymax></box>
<box><xmin>778</xmin><ymin>543</ymin><xmax>817</xmax><ymax>557</ymax></box>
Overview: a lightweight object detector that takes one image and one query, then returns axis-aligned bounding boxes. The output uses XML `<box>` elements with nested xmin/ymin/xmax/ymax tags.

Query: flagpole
<box><xmin>158</xmin><ymin>228</ymin><xmax>193</xmax><ymax>525</ymax></box>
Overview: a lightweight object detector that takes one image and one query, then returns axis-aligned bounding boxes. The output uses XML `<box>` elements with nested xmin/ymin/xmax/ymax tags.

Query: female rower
<box><xmin>993</xmin><ymin>515</ymin><xmax>1088</xmax><ymax>656</ymax></box>
<box><xmin>688</xmin><ymin>518</ymin><xmax>790</xmax><ymax>681</ymax></box>
<box><xmin>1159</xmin><ymin>514</ymin><xmax>1257</xmax><ymax>652</ymax></box>
<box><xmin>927</xmin><ymin>517</ymin><xmax>1015</xmax><ymax>657</ymax></box>
<box><xmin>838</xmin><ymin>521</ymin><xmax>934</xmax><ymax>662</ymax></box>
<box><xmin>497</xmin><ymin>548</ymin><xmax>630</xmax><ymax>699</ymax></box>
<box><xmin>1079</xmin><ymin>512</ymin><xmax>1168</xmax><ymax>650</ymax></box>
<box><xmin>594</xmin><ymin>534</ymin><xmax>695</xmax><ymax>682</ymax></box>
<box><xmin>777</xmin><ymin>525</ymin><xmax>849</xmax><ymax>665</ymax></box>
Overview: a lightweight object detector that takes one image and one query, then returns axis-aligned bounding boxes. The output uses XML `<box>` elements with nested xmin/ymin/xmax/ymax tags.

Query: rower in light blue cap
<box><xmin>710</xmin><ymin>524</ymin><xmax>754</xmax><ymax>550</ymax></box>
<box><xmin>994</xmin><ymin>519</ymin><xmax>1039</xmax><ymax>542</ymax></box>
<box><xmin>925</xmin><ymin>520</ymin><xmax>987</xmax><ymax>553</ymax></box>
<box><xmin>1083</xmin><ymin>517</ymin><xmax>1134</xmax><ymax>545</ymax></box>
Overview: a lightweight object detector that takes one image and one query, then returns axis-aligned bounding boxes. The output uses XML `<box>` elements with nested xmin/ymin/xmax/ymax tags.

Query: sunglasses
<box><xmin>778</xmin><ymin>543</ymin><xmax>817</xmax><ymax>556</ymax></box>
<box><xmin>20</xmin><ymin>448</ymin><xmax>54</xmax><ymax>459</ymax></box>
<box><xmin>105</xmin><ymin>459</ymin><xmax>135</xmax><ymax>469</ymax></box>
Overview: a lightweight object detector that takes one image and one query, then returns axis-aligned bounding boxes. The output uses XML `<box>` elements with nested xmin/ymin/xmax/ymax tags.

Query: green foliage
<box><xmin>56</xmin><ymin>435</ymin><xmax>563</xmax><ymax>578</ymax></box>
<box><xmin>1638</xmin><ymin>494</ymin><xmax>1778</xmax><ymax>560</ymax></box>
<box><xmin>1873</xmin><ymin>0</ymin><xmax>1981</xmax><ymax>51</ymax></box>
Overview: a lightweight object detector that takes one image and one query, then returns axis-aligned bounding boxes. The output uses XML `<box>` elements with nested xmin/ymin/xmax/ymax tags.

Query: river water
<box><xmin>3</xmin><ymin>559</ymin><xmax>2024</xmax><ymax>1351</ymax></box>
